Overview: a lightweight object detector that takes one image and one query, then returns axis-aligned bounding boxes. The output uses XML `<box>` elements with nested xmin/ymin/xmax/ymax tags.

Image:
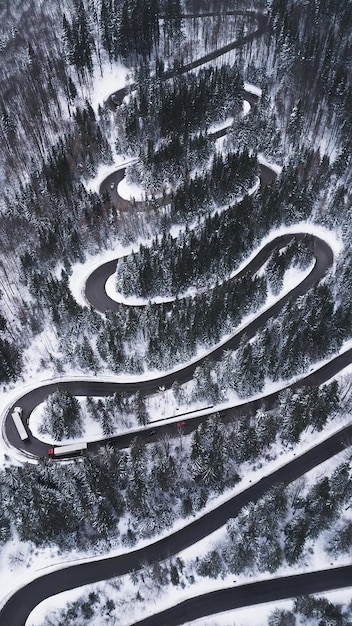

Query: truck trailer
<box><xmin>11</xmin><ymin>407</ymin><xmax>28</xmax><ymax>441</ymax></box>
<box><xmin>48</xmin><ymin>442</ymin><xmax>88</xmax><ymax>457</ymax></box>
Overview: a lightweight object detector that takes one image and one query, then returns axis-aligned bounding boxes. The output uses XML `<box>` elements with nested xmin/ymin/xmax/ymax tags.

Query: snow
<box><xmin>72</xmin><ymin>172</ymin><xmax>262</xmax><ymax>309</ymax></box>
<box><xmin>258</xmin><ymin>152</ymin><xmax>283</xmax><ymax>174</ymax></box>
<box><xmin>84</xmin><ymin>86</ymin><xmax>253</xmax><ymax>207</ymax></box>
<box><xmin>243</xmin><ymin>99</ymin><xmax>251</xmax><ymax>117</ymax></box>
<box><xmin>85</xmin><ymin>86</ymin><xmax>254</xmax><ymax>203</ymax></box>
<box><xmin>244</xmin><ymin>82</ymin><xmax>262</xmax><ymax>97</ymax></box>
<box><xmin>208</xmin><ymin>116</ymin><xmax>235</xmax><ymax>134</ymax></box>
<box><xmin>15</xmin><ymin>241</ymin><xmax>352</xmax><ymax>624</ymax></box>
<box><xmin>98</xmin><ymin>221</ymin><xmax>342</xmax><ymax>309</ymax></box>
<box><xmin>19</xmin><ymin>434</ymin><xmax>352</xmax><ymax>625</ymax></box>
<box><xmin>25</xmin><ymin>99</ymin><xmax>352</xmax><ymax>626</ymax></box>
<box><xmin>182</xmin><ymin>589</ymin><xmax>352</xmax><ymax>626</ymax></box>
<box><xmin>0</xmin><ymin>24</ymin><xmax>350</xmax><ymax>626</ymax></box>
<box><xmin>1</xmin><ymin>77</ymin><xmax>348</xmax><ymax>616</ymax></box>
<box><xmin>104</xmin><ymin>237</ymin><xmax>308</xmax><ymax>311</ymax></box>
<box><xmin>88</xmin><ymin>62</ymin><xmax>132</xmax><ymax>114</ymax></box>
<box><xmin>29</xmin><ymin>400</ymin><xmax>104</xmax><ymax>445</ymax></box>
<box><xmin>84</xmin><ymin>158</ymin><xmax>138</xmax><ymax>196</ymax></box>
<box><xmin>117</xmin><ymin>176</ymin><xmax>145</xmax><ymax>202</ymax></box>
<box><xmin>16</xmin><ymin>416</ymin><xmax>352</xmax><ymax>614</ymax></box>
<box><xmin>33</xmin><ymin>216</ymin><xmax>340</xmax><ymax>454</ymax></box>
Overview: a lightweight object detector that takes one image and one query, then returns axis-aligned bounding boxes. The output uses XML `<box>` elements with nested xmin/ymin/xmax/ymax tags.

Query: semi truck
<box><xmin>48</xmin><ymin>442</ymin><xmax>88</xmax><ymax>457</ymax></box>
<box><xmin>11</xmin><ymin>406</ymin><xmax>28</xmax><ymax>441</ymax></box>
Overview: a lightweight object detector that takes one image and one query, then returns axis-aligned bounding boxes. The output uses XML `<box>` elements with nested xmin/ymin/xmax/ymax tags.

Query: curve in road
<box><xmin>105</xmin><ymin>10</ymin><xmax>268</xmax><ymax>109</ymax></box>
<box><xmin>133</xmin><ymin>567</ymin><xmax>352</xmax><ymax>626</ymax></box>
<box><xmin>3</xmin><ymin>230</ymin><xmax>333</xmax><ymax>458</ymax></box>
<box><xmin>2</xmin><ymin>412</ymin><xmax>352</xmax><ymax>625</ymax></box>
<box><xmin>1</xmin><ymin>7</ymin><xmax>352</xmax><ymax>626</ymax></box>
<box><xmin>100</xmin><ymin>86</ymin><xmax>265</xmax><ymax>207</ymax></box>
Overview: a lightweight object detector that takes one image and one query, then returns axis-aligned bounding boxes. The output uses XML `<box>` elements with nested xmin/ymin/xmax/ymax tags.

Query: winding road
<box><xmin>3</xmin><ymin>230</ymin><xmax>335</xmax><ymax>460</ymax></box>
<box><xmin>2</xmin><ymin>399</ymin><xmax>352</xmax><ymax>625</ymax></box>
<box><xmin>1</xmin><ymin>7</ymin><xmax>352</xmax><ymax>626</ymax></box>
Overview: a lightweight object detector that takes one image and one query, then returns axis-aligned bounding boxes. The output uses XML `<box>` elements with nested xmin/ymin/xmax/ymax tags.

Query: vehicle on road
<box><xmin>11</xmin><ymin>407</ymin><xmax>28</xmax><ymax>441</ymax></box>
<box><xmin>48</xmin><ymin>443</ymin><xmax>88</xmax><ymax>457</ymax></box>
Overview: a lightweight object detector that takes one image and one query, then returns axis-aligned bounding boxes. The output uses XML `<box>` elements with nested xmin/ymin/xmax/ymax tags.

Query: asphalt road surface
<box><xmin>2</xmin><ymin>8</ymin><xmax>352</xmax><ymax>626</ymax></box>
<box><xmin>133</xmin><ymin>567</ymin><xmax>352</xmax><ymax>625</ymax></box>
<box><xmin>5</xmin><ymin>231</ymin><xmax>335</xmax><ymax>460</ymax></box>
<box><xmin>2</xmin><ymin>419</ymin><xmax>352</xmax><ymax>625</ymax></box>
<box><xmin>106</xmin><ymin>11</ymin><xmax>268</xmax><ymax>110</ymax></box>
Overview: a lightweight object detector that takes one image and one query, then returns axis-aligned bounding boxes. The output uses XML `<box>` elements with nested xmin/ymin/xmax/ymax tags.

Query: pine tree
<box><xmin>127</xmin><ymin>437</ymin><xmax>149</xmax><ymax>517</ymax></box>
<box><xmin>268</xmin><ymin>609</ymin><xmax>296</xmax><ymax>626</ymax></box>
<box><xmin>42</xmin><ymin>389</ymin><xmax>83</xmax><ymax>440</ymax></box>
<box><xmin>0</xmin><ymin>338</ymin><xmax>22</xmax><ymax>382</ymax></box>
<box><xmin>170</xmin><ymin>563</ymin><xmax>179</xmax><ymax>586</ymax></box>
<box><xmin>196</xmin><ymin>550</ymin><xmax>224</xmax><ymax>579</ymax></box>
<box><xmin>100</xmin><ymin>0</ymin><xmax>114</xmax><ymax>60</ymax></box>
<box><xmin>190</xmin><ymin>416</ymin><xmax>227</xmax><ymax>489</ymax></box>
<box><xmin>135</xmin><ymin>391</ymin><xmax>149</xmax><ymax>426</ymax></box>
<box><xmin>62</xmin><ymin>3</ymin><xmax>93</xmax><ymax>80</ymax></box>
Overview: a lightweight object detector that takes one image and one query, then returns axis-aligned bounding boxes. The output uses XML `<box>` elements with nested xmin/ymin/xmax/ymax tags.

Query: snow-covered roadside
<box><xmin>1</xmin><ymin>17</ymin><xmax>350</xmax><ymax>625</ymax></box>
<box><xmin>128</xmin><ymin>447</ymin><xmax>352</xmax><ymax>626</ymax></box>
<box><xmin>89</xmin><ymin>62</ymin><xmax>132</xmax><ymax>113</ymax></box>
<box><xmin>103</xmin><ymin>221</ymin><xmax>341</xmax><ymax>307</ymax></box>
<box><xmin>84</xmin><ymin>157</ymin><xmax>139</xmax><ymax>196</ymax></box>
<box><xmin>244</xmin><ymin>82</ymin><xmax>262</xmax><ymax>98</ymax></box>
<box><xmin>73</xmin><ymin>219</ymin><xmax>342</xmax><ymax>306</ymax></box>
<box><xmin>194</xmin><ymin>589</ymin><xmax>352</xmax><ymax>626</ymax></box>
<box><xmin>117</xmin><ymin>176</ymin><xmax>145</xmax><ymax>202</ymax></box>
<box><xmin>2</xmin><ymin>156</ymin><xmax>350</xmax><ymax>623</ymax></box>
<box><xmin>242</xmin><ymin>99</ymin><xmax>251</xmax><ymax>117</ymax></box>
<box><xmin>71</xmin><ymin>173</ymin><xmax>263</xmax><ymax>310</ymax></box>
<box><xmin>3</xmin><ymin>216</ymin><xmax>348</xmax><ymax>623</ymax></box>
<box><xmin>3</xmin><ymin>311</ymin><xmax>352</xmax><ymax>621</ymax></box>
<box><xmin>17</xmin><ymin>221</ymin><xmax>335</xmax><ymax>449</ymax></box>
<box><xmin>208</xmin><ymin>116</ymin><xmax>235</xmax><ymax>134</ymax></box>
<box><xmin>21</xmin><ymin>427</ymin><xmax>352</xmax><ymax>626</ymax></box>
<box><xmin>258</xmin><ymin>152</ymin><xmax>283</xmax><ymax>175</ymax></box>
<box><xmin>83</xmin><ymin>80</ymin><xmax>256</xmax><ymax>211</ymax></box>
<box><xmin>17</xmin><ymin>329</ymin><xmax>352</xmax><ymax>451</ymax></box>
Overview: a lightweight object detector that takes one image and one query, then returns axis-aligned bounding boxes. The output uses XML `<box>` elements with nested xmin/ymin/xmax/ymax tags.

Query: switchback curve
<box><xmin>1</xmin><ymin>7</ymin><xmax>351</xmax><ymax>626</ymax></box>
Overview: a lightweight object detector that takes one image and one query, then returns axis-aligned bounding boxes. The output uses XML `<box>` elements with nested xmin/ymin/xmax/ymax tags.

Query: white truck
<box><xmin>48</xmin><ymin>442</ymin><xmax>88</xmax><ymax>457</ymax></box>
<box><xmin>11</xmin><ymin>406</ymin><xmax>28</xmax><ymax>441</ymax></box>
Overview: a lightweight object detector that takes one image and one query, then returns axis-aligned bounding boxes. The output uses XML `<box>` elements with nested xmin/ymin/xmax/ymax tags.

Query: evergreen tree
<box><xmin>135</xmin><ymin>391</ymin><xmax>149</xmax><ymax>426</ymax></box>
<box><xmin>268</xmin><ymin>609</ymin><xmax>296</xmax><ymax>626</ymax></box>
<box><xmin>127</xmin><ymin>437</ymin><xmax>149</xmax><ymax>517</ymax></box>
<box><xmin>190</xmin><ymin>416</ymin><xmax>227</xmax><ymax>489</ymax></box>
<box><xmin>42</xmin><ymin>389</ymin><xmax>83</xmax><ymax>441</ymax></box>
<box><xmin>0</xmin><ymin>338</ymin><xmax>22</xmax><ymax>382</ymax></box>
<box><xmin>62</xmin><ymin>3</ymin><xmax>93</xmax><ymax>80</ymax></box>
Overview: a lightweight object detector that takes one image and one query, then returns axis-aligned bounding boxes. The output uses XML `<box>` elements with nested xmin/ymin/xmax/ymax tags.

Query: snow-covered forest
<box><xmin>1</xmin><ymin>0</ymin><xmax>352</xmax><ymax>624</ymax></box>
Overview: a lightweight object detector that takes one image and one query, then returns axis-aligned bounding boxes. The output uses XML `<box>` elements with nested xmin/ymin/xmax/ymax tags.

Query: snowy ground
<box><xmin>0</xmin><ymin>20</ymin><xmax>351</xmax><ymax>626</ymax></box>
<box><xmin>0</xmin><ymin>180</ymin><xmax>348</xmax><ymax>622</ymax></box>
<box><xmin>3</xmin><ymin>293</ymin><xmax>352</xmax><ymax>625</ymax></box>
<box><xmin>85</xmin><ymin>90</ymin><xmax>253</xmax><ymax>208</ymax></box>
<box><xmin>10</xmin><ymin>209</ymin><xmax>350</xmax><ymax>623</ymax></box>
<box><xmin>19</xmin><ymin>427</ymin><xmax>352</xmax><ymax>626</ymax></box>
<box><xmin>89</xmin><ymin>62</ymin><xmax>132</xmax><ymax>113</ymax></box>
